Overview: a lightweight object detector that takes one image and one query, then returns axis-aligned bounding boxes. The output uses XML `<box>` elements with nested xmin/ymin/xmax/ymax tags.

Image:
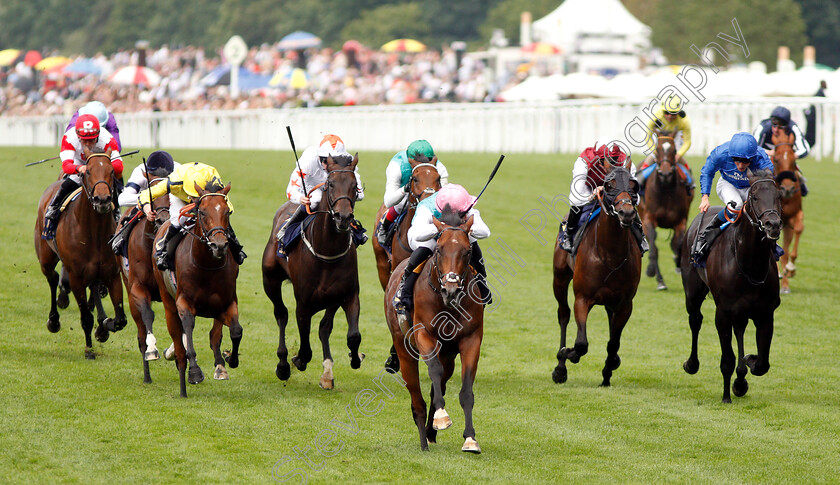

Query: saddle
<box><xmin>558</xmin><ymin>202</ymin><xmax>600</xmax><ymax>258</ymax></box>
<box><xmin>377</xmin><ymin>209</ymin><xmax>409</xmax><ymax>254</ymax></box>
<box><xmin>42</xmin><ymin>187</ymin><xmax>84</xmax><ymax>241</ymax></box>
<box><xmin>277</xmin><ymin>214</ymin><xmax>317</xmax><ymax>258</ymax></box>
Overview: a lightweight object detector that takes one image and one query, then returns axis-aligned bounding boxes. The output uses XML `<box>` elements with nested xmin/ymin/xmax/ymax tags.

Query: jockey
<box><xmin>561</xmin><ymin>137</ymin><xmax>647</xmax><ymax>253</ymax></box>
<box><xmin>753</xmin><ymin>105</ymin><xmax>810</xmax><ymax>196</ymax></box>
<box><xmin>275</xmin><ymin>134</ymin><xmax>366</xmax><ymax>247</ymax></box>
<box><xmin>138</xmin><ymin>162</ymin><xmax>246</xmax><ymax>270</ymax></box>
<box><xmin>393</xmin><ymin>184</ymin><xmax>491</xmax><ymax>330</ymax></box>
<box><xmin>42</xmin><ymin>114</ymin><xmax>123</xmax><ymax>240</ymax></box>
<box><xmin>109</xmin><ymin>150</ymin><xmax>181</xmax><ymax>254</ymax></box>
<box><xmin>636</xmin><ymin>95</ymin><xmax>694</xmax><ymax>195</ymax></box>
<box><xmin>67</xmin><ymin>101</ymin><xmax>121</xmax><ymax>151</ymax></box>
<box><xmin>690</xmin><ymin>132</ymin><xmax>774</xmax><ymax>264</ymax></box>
<box><xmin>375</xmin><ymin>139</ymin><xmax>449</xmax><ymax>245</ymax></box>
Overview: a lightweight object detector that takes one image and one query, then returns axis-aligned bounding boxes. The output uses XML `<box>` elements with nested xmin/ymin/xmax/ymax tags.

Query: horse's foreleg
<box><xmin>417</xmin><ymin>329</ymin><xmax>450</xmax><ymax>432</ymax></box>
<box><xmin>92</xmin><ymin>285</ymin><xmax>110</xmax><ymax>343</ymax></box>
<box><xmin>566</xmin><ymin>297</ymin><xmax>592</xmax><ymax>363</ymax></box>
<box><xmin>209</xmin><ymin>318</ymin><xmax>228</xmax><ymax>380</ymax></box>
<box><xmin>68</xmin><ymin>274</ymin><xmax>96</xmax><ymax>359</ymax></box>
<box><xmin>425</xmin><ymin>355</ymin><xmax>455</xmax><ymax>444</ymax></box>
<box><xmin>265</xmin><ymin>275</ymin><xmax>291</xmax><ymax>380</ymax></box>
<box><xmin>744</xmin><ymin>313</ymin><xmax>774</xmax><ymax>377</ymax></box>
<box><xmin>128</xmin><ymin>284</ymin><xmax>158</xmax><ymax>366</ymax></box>
<box><xmin>224</xmin><ymin>303</ymin><xmax>242</xmax><ymax>370</ymax></box>
<box><xmin>344</xmin><ymin>293</ymin><xmax>363</xmax><ymax>369</ymax></box>
<box><xmin>317</xmin><ymin>306</ymin><xmax>338</xmax><ymax>390</ymax></box>
<box><xmin>106</xmin><ymin>273</ymin><xmax>126</xmax><ymax>332</ymax></box>
<box><xmin>672</xmin><ymin>220</ymin><xmax>687</xmax><ymax>274</ymax></box>
<box><xmin>162</xmin><ymin>296</ymin><xmax>188</xmax><ymax>397</ymax></box>
<box><xmin>458</xmin><ymin>333</ymin><xmax>482</xmax><ymax>454</ymax></box>
<box><xmin>601</xmin><ymin>303</ymin><xmax>631</xmax><ymax>387</ymax></box>
<box><xmin>177</xmin><ymin>302</ymin><xmax>204</xmax><ymax>385</ymax></box>
<box><xmin>394</xmin><ymin>343</ymin><xmax>428</xmax><ymax>451</ymax></box>
<box><xmin>715</xmin><ymin>308</ymin><xmax>736</xmax><ymax>403</ymax></box>
<box><xmin>553</xmin><ymin>268</ymin><xmax>572</xmax><ymax>383</ymax></box>
<box><xmin>57</xmin><ymin>266</ymin><xmax>70</xmax><ymax>309</ymax></box>
<box><xmin>780</xmin><ymin>227</ymin><xmax>794</xmax><ymax>293</ymax></box>
<box><xmin>292</xmin><ymin>307</ymin><xmax>313</xmax><ymax>372</ymax></box>
<box><xmin>645</xmin><ymin>221</ymin><xmax>664</xmax><ymax>288</ymax></box>
<box><xmin>682</xmin><ymin>269</ymin><xmax>708</xmax><ymax>375</ymax></box>
<box><xmin>732</xmin><ymin>320</ymin><xmax>749</xmax><ymax>398</ymax></box>
<box><xmin>43</xmin><ymin>264</ymin><xmax>61</xmax><ymax>333</ymax></box>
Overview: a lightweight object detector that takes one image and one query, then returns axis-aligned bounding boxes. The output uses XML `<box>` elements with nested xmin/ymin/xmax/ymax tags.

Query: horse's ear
<box><xmin>351</xmin><ymin>152</ymin><xmax>359</xmax><ymax>170</ymax></box>
<box><xmin>462</xmin><ymin>214</ymin><xmax>474</xmax><ymax>232</ymax></box>
<box><xmin>432</xmin><ymin>217</ymin><xmax>445</xmax><ymax>232</ymax></box>
<box><xmin>222</xmin><ymin>183</ymin><xmax>231</xmax><ymax>195</ymax></box>
<box><xmin>430</xmin><ymin>155</ymin><xmax>438</xmax><ymax>165</ymax></box>
<box><xmin>105</xmin><ymin>147</ymin><xmax>113</xmax><ymax>157</ymax></box>
<box><xmin>82</xmin><ymin>145</ymin><xmax>92</xmax><ymax>160</ymax></box>
<box><xmin>195</xmin><ymin>181</ymin><xmax>205</xmax><ymax>196</ymax></box>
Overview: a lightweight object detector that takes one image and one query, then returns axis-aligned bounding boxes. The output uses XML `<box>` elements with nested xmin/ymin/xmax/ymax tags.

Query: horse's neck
<box><xmin>310</xmin><ymin>212</ymin><xmax>350</xmax><ymax>251</ymax></box>
<box><xmin>594</xmin><ymin>212</ymin><xmax>633</xmax><ymax>261</ymax></box>
<box><xmin>732</xmin><ymin>206</ymin><xmax>772</xmax><ymax>269</ymax></box>
<box><xmin>73</xmin><ymin>192</ymin><xmax>112</xmax><ymax>235</ymax></box>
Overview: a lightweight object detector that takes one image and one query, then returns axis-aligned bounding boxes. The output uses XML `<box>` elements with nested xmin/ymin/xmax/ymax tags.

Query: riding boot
<box><xmin>393</xmin><ymin>247</ymin><xmax>433</xmax><ymax>333</ymax></box>
<box><xmin>800</xmin><ymin>174</ymin><xmax>809</xmax><ymax>196</ymax></box>
<box><xmin>155</xmin><ymin>224</ymin><xmax>181</xmax><ymax>271</ymax></box>
<box><xmin>42</xmin><ymin>177</ymin><xmax>80</xmax><ymax>240</ymax></box>
<box><xmin>227</xmin><ymin>225</ymin><xmax>247</xmax><ymax>264</ymax></box>
<box><xmin>561</xmin><ymin>205</ymin><xmax>583</xmax><ymax>252</ymax></box>
<box><xmin>470</xmin><ymin>242</ymin><xmax>492</xmax><ymax>305</ymax></box>
<box><xmin>276</xmin><ymin>204</ymin><xmax>308</xmax><ymax>248</ymax></box>
<box><xmin>690</xmin><ymin>212</ymin><xmax>727</xmax><ymax>265</ymax></box>
<box><xmin>683</xmin><ymin>164</ymin><xmax>695</xmax><ymax>197</ymax></box>
<box><xmin>351</xmin><ymin>218</ymin><xmax>368</xmax><ymax>246</ymax></box>
<box><xmin>109</xmin><ymin>207</ymin><xmax>140</xmax><ymax>255</ymax></box>
<box><xmin>631</xmin><ymin>212</ymin><xmax>649</xmax><ymax>254</ymax></box>
<box><xmin>375</xmin><ymin>211</ymin><xmax>393</xmax><ymax>246</ymax></box>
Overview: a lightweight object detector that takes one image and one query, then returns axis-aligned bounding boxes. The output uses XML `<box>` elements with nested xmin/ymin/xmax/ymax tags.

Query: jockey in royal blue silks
<box><xmin>753</xmin><ymin>105</ymin><xmax>811</xmax><ymax>196</ymax></box>
<box><xmin>690</xmin><ymin>132</ymin><xmax>774</xmax><ymax>264</ymax></box>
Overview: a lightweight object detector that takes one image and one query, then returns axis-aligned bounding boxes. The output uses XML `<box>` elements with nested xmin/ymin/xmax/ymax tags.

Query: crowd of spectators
<box><xmin>1</xmin><ymin>41</ymin><xmax>522</xmax><ymax>118</ymax></box>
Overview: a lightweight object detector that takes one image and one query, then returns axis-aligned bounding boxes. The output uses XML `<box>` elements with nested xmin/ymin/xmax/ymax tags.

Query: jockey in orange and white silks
<box><xmin>375</xmin><ymin>139</ymin><xmax>449</xmax><ymax>245</ymax></box>
<box><xmin>393</xmin><ymin>184</ymin><xmax>492</xmax><ymax>330</ymax></box>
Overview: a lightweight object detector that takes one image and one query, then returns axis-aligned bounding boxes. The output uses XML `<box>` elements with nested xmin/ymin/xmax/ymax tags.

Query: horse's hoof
<box><xmin>276</xmin><ymin>361</ymin><xmax>291</xmax><ymax>381</ymax></box>
<box><xmin>683</xmin><ymin>359</ymin><xmax>699</xmax><ymax>375</ymax></box>
<box><xmin>113</xmin><ymin>318</ymin><xmax>127</xmax><ymax>332</ymax></box>
<box><xmin>85</xmin><ymin>347</ymin><xmax>96</xmax><ymax>360</ymax></box>
<box><xmin>349</xmin><ymin>351</ymin><xmax>365</xmax><ymax>369</ymax></box>
<box><xmin>432</xmin><ymin>409</ymin><xmax>452</xmax><ymax>431</ymax></box>
<box><xmin>47</xmin><ymin>315</ymin><xmax>60</xmax><ymax>333</ymax></box>
<box><xmin>384</xmin><ymin>355</ymin><xmax>400</xmax><ymax>373</ymax></box>
<box><xmin>722</xmin><ymin>396</ymin><xmax>732</xmax><ymax>404</ymax></box>
<box><xmin>657</xmin><ymin>282</ymin><xmax>667</xmax><ymax>291</ymax></box>
<box><xmin>291</xmin><ymin>355</ymin><xmax>307</xmax><ymax>371</ymax></box>
<box><xmin>98</xmin><ymin>285</ymin><xmax>108</xmax><ymax>298</ymax></box>
<box><xmin>732</xmin><ymin>378</ymin><xmax>749</xmax><ymax>397</ymax></box>
<box><xmin>188</xmin><ymin>366</ymin><xmax>205</xmax><ymax>384</ymax></box>
<box><xmin>319</xmin><ymin>376</ymin><xmax>335</xmax><ymax>390</ymax></box>
<box><xmin>223</xmin><ymin>350</ymin><xmax>239</xmax><ymax>368</ymax></box>
<box><xmin>780</xmin><ymin>287</ymin><xmax>791</xmax><ymax>295</ymax></box>
<box><xmin>94</xmin><ymin>324</ymin><xmax>110</xmax><ymax>343</ymax></box>
<box><xmin>145</xmin><ymin>348</ymin><xmax>160</xmax><ymax>361</ymax></box>
<box><xmin>566</xmin><ymin>350</ymin><xmax>580</xmax><ymax>364</ymax></box>
<box><xmin>102</xmin><ymin>317</ymin><xmax>116</xmax><ymax>332</ymax></box>
<box><xmin>552</xmin><ymin>366</ymin><xmax>567</xmax><ymax>384</ymax></box>
<box><xmin>462</xmin><ymin>437</ymin><xmax>481</xmax><ymax>454</ymax></box>
<box><xmin>163</xmin><ymin>343</ymin><xmax>176</xmax><ymax>361</ymax></box>
<box><xmin>646</xmin><ymin>265</ymin><xmax>656</xmax><ymax>278</ymax></box>
<box><xmin>213</xmin><ymin>364</ymin><xmax>229</xmax><ymax>380</ymax></box>
<box><xmin>56</xmin><ymin>291</ymin><xmax>69</xmax><ymax>309</ymax></box>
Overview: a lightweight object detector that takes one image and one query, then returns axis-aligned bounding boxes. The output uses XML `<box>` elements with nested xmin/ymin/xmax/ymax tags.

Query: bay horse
<box><xmin>153</xmin><ymin>182</ymin><xmax>242</xmax><ymax>398</ymax></box>
<box><xmin>639</xmin><ymin>129</ymin><xmax>693</xmax><ymax>290</ymax></box>
<box><xmin>119</xmin><ymin>178</ymin><xmax>170</xmax><ymax>383</ymax></box>
<box><xmin>771</xmin><ymin>131</ymin><xmax>804</xmax><ymax>294</ymax></box>
<box><xmin>34</xmin><ymin>149</ymin><xmax>127</xmax><ymax>359</ymax></box>
<box><xmin>262</xmin><ymin>154</ymin><xmax>364</xmax><ymax>390</ymax></box>
<box><xmin>383</xmin><ymin>209</ymin><xmax>484</xmax><ymax>453</ymax></box>
<box><xmin>680</xmin><ymin>169</ymin><xmax>781</xmax><ymax>403</ymax></box>
<box><xmin>552</xmin><ymin>166</ymin><xmax>642</xmax><ymax>386</ymax></box>
<box><xmin>372</xmin><ymin>157</ymin><xmax>441</xmax><ymax>371</ymax></box>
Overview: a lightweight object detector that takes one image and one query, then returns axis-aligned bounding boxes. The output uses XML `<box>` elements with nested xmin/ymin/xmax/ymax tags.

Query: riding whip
<box><xmin>466</xmin><ymin>154</ymin><xmax>505</xmax><ymax>211</ymax></box>
<box><xmin>24</xmin><ymin>155</ymin><xmax>61</xmax><ymax>167</ymax></box>
<box><xmin>141</xmin><ymin>156</ymin><xmax>154</xmax><ymax>214</ymax></box>
<box><xmin>285</xmin><ymin>126</ymin><xmax>308</xmax><ymax>195</ymax></box>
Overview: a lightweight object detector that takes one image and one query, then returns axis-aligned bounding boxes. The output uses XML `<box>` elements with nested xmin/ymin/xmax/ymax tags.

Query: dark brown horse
<box><xmin>384</xmin><ymin>210</ymin><xmax>484</xmax><ymax>453</ymax></box>
<box><xmin>34</xmin><ymin>149</ymin><xmax>127</xmax><ymax>359</ymax></box>
<box><xmin>262</xmin><ymin>154</ymin><xmax>364</xmax><ymax>390</ymax></box>
<box><xmin>372</xmin><ymin>158</ymin><xmax>441</xmax><ymax>371</ymax></box>
<box><xmin>119</xmin><ymin>178</ymin><xmax>170</xmax><ymax>383</ymax></box>
<box><xmin>680</xmin><ymin>169</ymin><xmax>781</xmax><ymax>402</ymax></box>
<box><xmin>638</xmin><ymin>130</ymin><xmax>693</xmax><ymax>290</ymax></box>
<box><xmin>771</xmin><ymin>131</ymin><xmax>804</xmax><ymax>294</ymax></box>
<box><xmin>552</xmin><ymin>166</ymin><xmax>642</xmax><ymax>385</ymax></box>
<box><xmin>153</xmin><ymin>182</ymin><xmax>242</xmax><ymax>398</ymax></box>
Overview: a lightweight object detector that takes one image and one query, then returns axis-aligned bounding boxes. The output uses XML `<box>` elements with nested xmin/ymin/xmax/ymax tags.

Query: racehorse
<box><xmin>638</xmin><ymin>129</ymin><xmax>693</xmax><ymax>290</ymax></box>
<box><xmin>119</xmin><ymin>178</ymin><xmax>170</xmax><ymax>383</ymax></box>
<box><xmin>771</xmin><ymin>131</ymin><xmax>804</xmax><ymax>294</ymax></box>
<box><xmin>372</xmin><ymin>157</ymin><xmax>441</xmax><ymax>371</ymax></box>
<box><xmin>34</xmin><ymin>148</ymin><xmax>127</xmax><ymax>359</ymax></box>
<box><xmin>262</xmin><ymin>154</ymin><xmax>364</xmax><ymax>390</ymax></box>
<box><xmin>153</xmin><ymin>182</ymin><xmax>242</xmax><ymax>398</ymax></box>
<box><xmin>680</xmin><ymin>169</ymin><xmax>781</xmax><ymax>403</ymax></box>
<box><xmin>552</xmin><ymin>166</ymin><xmax>642</xmax><ymax>386</ymax></box>
<box><xmin>383</xmin><ymin>208</ymin><xmax>484</xmax><ymax>453</ymax></box>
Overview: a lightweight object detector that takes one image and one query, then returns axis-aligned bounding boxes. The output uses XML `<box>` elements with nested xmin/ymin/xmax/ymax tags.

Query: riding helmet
<box><xmin>729</xmin><ymin>132</ymin><xmax>758</xmax><ymax>160</ymax></box>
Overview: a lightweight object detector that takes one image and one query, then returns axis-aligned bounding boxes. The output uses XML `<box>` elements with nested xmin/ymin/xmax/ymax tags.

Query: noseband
<box><xmin>431</xmin><ymin>227</ymin><xmax>472</xmax><ymax>293</ymax></box>
<box><xmin>409</xmin><ymin>163</ymin><xmax>439</xmax><ymax>205</ymax></box>
<box><xmin>192</xmin><ymin>193</ymin><xmax>231</xmax><ymax>245</ymax></box>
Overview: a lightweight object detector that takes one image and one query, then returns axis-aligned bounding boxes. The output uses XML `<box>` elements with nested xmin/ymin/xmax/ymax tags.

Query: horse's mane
<box><xmin>203</xmin><ymin>177</ymin><xmax>225</xmax><ymax>193</ymax></box>
<box><xmin>412</xmin><ymin>154</ymin><xmax>431</xmax><ymax>164</ymax></box>
<box><xmin>750</xmin><ymin>168</ymin><xmax>774</xmax><ymax>181</ymax></box>
<box><xmin>438</xmin><ymin>205</ymin><xmax>466</xmax><ymax>227</ymax></box>
<box><xmin>328</xmin><ymin>154</ymin><xmax>354</xmax><ymax>168</ymax></box>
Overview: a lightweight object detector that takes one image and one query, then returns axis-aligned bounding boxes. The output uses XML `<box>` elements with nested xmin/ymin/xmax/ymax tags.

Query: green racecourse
<box><xmin>2</xmin><ymin>146</ymin><xmax>839</xmax><ymax>484</ymax></box>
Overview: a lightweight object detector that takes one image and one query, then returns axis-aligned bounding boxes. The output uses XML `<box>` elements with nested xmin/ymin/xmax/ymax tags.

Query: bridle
<box><xmin>188</xmin><ymin>193</ymin><xmax>231</xmax><ymax>246</ymax></box>
<box><xmin>408</xmin><ymin>163</ymin><xmax>439</xmax><ymax>206</ymax></box>
<box><xmin>742</xmin><ymin>178</ymin><xmax>780</xmax><ymax>235</ymax></box>
<box><xmin>299</xmin><ymin>168</ymin><xmax>357</xmax><ymax>262</ymax></box>
<box><xmin>81</xmin><ymin>153</ymin><xmax>115</xmax><ymax>204</ymax></box>
<box><xmin>430</xmin><ymin>226</ymin><xmax>472</xmax><ymax>293</ymax></box>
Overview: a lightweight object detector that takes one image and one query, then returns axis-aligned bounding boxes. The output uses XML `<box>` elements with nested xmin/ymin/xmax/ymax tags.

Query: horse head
<box><xmin>745</xmin><ymin>169</ymin><xmax>782</xmax><ymax>240</ymax></box>
<box><xmin>771</xmin><ymin>130</ymin><xmax>797</xmax><ymax>173</ymax></box>
<box><xmin>409</xmin><ymin>155</ymin><xmax>442</xmax><ymax>203</ymax></box>
<box><xmin>654</xmin><ymin>129</ymin><xmax>677</xmax><ymax>185</ymax></box>
<box><xmin>323</xmin><ymin>153</ymin><xmax>359</xmax><ymax>233</ymax></box>
<box><xmin>602</xmin><ymin>166</ymin><xmax>639</xmax><ymax>229</ymax></box>
<box><xmin>82</xmin><ymin>147</ymin><xmax>115</xmax><ymax>214</ymax></box>
<box><xmin>431</xmin><ymin>208</ymin><xmax>474</xmax><ymax>308</ymax></box>
<box><xmin>194</xmin><ymin>181</ymin><xmax>232</xmax><ymax>260</ymax></box>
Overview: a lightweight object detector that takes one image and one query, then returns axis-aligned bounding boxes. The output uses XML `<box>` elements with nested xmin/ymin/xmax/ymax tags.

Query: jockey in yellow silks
<box><xmin>637</xmin><ymin>96</ymin><xmax>694</xmax><ymax>196</ymax></box>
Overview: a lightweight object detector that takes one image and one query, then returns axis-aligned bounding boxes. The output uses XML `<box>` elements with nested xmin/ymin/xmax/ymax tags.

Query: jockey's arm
<box><xmin>383</xmin><ymin>161</ymin><xmax>406</xmax><ymax>208</ymax></box>
<box><xmin>354</xmin><ymin>168</ymin><xmax>365</xmax><ymax>201</ymax></box>
<box><xmin>285</xmin><ymin>169</ymin><xmax>306</xmax><ymax>205</ymax></box>
<box><xmin>435</xmin><ymin>160</ymin><xmax>449</xmax><ymax>186</ymax></box>
<box><xmin>138</xmin><ymin>178</ymin><xmax>169</xmax><ymax>207</ymax></box>
<box><xmin>676</xmin><ymin>119</ymin><xmax>691</xmax><ymax>159</ymax></box>
<box><xmin>791</xmin><ymin>124</ymin><xmax>811</xmax><ymax>158</ymax></box>
<box><xmin>59</xmin><ymin>136</ymin><xmax>80</xmax><ymax>174</ymax></box>
<box><xmin>408</xmin><ymin>206</ymin><xmax>438</xmax><ymax>242</ymax></box>
<box><xmin>645</xmin><ymin>116</ymin><xmax>658</xmax><ymax>154</ymax></box>
<box><xmin>467</xmin><ymin>208</ymin><xmax>490</xmax><ymax>241</ymax></box>
<box><xmin>118</xmin><ymin>166</ymin><xmax>147</xmax><ymax>207</ymax></box>
<box><xmin>569</xmin><ymin>157</ymin><xmax>594</xmax><ymax>206</ymax></box>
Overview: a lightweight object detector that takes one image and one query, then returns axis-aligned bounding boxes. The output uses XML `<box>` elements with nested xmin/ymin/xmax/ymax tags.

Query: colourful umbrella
<box><xmin>269</xmin><ymin>68</ymin><xmax>310</xmax><ymax>89</ymax></box>
<box><xmin>23</xmin><ymin>50</ymin><xmax>42</xmax><ymax>67</ymax></box>
<box><xmin>342</xmin><ymin>40</ymin><xmax>363</xmax><ymax>52</ymax></box>
<box><xmin>277</xmin><ymin>31</ymin><xmax>322</xmax><ymax>51</ymax></box>
<box><xmin>521</xmin><ymin>42</ymin><xmax>561</xmax><ymax>55</ymax></box>
<box><xmin>0</xmin><ymin>49</ymin><xmax>21</xmax><ymax>66</ymax></box>
<box><xmin>35</xmin><ymin>56</ymin><xmax>71</xmax><ymax>71</ymax></box>
<box><xmin>381</xmin><ymin>39</ymin><xmax>426</xmax><ymax>53</ymax></box>
<box><xmin>64</xmin><ymin>58</ymin><xmax>102</xmax><ymax>76</ymax></box>
<box><xmin>110</xmin><ymin>65</ymin><xmax>161</xmax><ymax>86</ymax></box>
